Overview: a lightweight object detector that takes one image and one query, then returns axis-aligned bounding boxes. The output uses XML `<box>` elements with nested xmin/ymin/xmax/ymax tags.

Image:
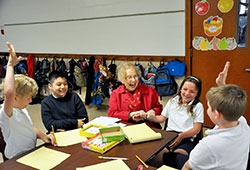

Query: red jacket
<box><xmin>108</xmin><ymin>83</ymin><xmax>162</xmax><ymax>128</ymax></box>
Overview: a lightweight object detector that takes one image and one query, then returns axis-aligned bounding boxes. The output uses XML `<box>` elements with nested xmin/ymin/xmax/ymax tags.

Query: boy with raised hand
<box><xmin>0</xmin><ymin>42</ymin><xmax>54</xmax><ymax>159</ymax></box>
<box><xmin>41</xmin><ymin>70</ymin><xmax>88</xmax><ymax>133</ymax></box>
<box><xmin>182</xmin><ymin>62</ymin><xmax>250</xmax><ymax>170</ymax></box>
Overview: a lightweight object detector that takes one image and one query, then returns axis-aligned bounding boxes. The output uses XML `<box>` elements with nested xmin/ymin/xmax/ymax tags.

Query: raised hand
<box><xmin>6</xmin><ymin>42</ymin><xmax>23</xmax><ymax>67</ymax></box>
<box><xmin>216</xmin><ymin>61</ymin><xmax>230</xmax><ymax>86</ymax></box>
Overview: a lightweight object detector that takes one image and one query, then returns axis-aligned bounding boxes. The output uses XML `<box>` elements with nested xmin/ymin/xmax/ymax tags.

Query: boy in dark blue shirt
<box><xmin>41</xmin><ymin>70</ymin><xmax>88</xmax><ymax>133</ymax></box>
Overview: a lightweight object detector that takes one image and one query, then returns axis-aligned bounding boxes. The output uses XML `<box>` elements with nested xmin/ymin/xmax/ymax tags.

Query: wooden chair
<box><xmin>0</xmin><ymin>128</ymin><xmax>8</xmax><ymax>161</ymax></box>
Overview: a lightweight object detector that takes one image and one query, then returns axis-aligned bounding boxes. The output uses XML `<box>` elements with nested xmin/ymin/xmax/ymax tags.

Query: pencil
<box><xmin>135</xmin><ymin>155</ymin><xmax>149</xmax><ymax>169</ymax></box>
<box><xmin>98</xmin><ymin>156</ymin><xmax>129</xmax><ymax>160</ymax></box>
<box><xmin>51</xmin><ymin>125</ymin><xmax>58</xmax><ymax>146</ymax></box>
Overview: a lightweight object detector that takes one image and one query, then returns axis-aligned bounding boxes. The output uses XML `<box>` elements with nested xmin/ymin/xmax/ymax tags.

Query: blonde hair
<box><xmin>2</xmin><ymin>74</ymin><xmax>38</xmax><ymax>97</ymax></box>
<box><xmin>206</xmin><ymin>84</ymin><xmax>247</xmax><ymax>121</ymax></box>
<box><xmin>117</xmin><ymin>63</ymin><xmax>141</xmax><ymax>83</ymax></box>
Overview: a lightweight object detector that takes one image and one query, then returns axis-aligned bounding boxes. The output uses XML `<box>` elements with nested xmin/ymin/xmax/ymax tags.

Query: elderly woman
<box><xmin>108</xmin><ymin>63</ymin><xmax>162</xmax><ymax>128</ymax></box>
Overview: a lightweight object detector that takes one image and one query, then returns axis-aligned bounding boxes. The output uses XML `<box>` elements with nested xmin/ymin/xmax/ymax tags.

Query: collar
<box><xmin>51</xmin><ymin>92</ymin><xmax>67</xmax><ymax>99</ymax></box>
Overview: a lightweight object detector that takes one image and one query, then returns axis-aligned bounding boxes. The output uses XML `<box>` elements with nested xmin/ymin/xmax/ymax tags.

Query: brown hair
<box><xmin>176</xmin><ymin>76</ymin><xmax>202</xmax><ymax>116</ymax></box>
<box><xmin>206</xmin><ymin>84</ymin><xmax>247</xmax><ymax>121</ymax></box>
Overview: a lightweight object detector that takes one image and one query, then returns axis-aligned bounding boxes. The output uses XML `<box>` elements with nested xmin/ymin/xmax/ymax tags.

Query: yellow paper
<box><xmin>157</xmin><ymin>165</ymin><xmax>178</xmax><ymax>170</ymax></box>
<box><xmin>76</xmin><ymin>159</ymin><xmax>130</xmax><ymax>170</ymax></box>
<box><xmin>121</xmin><ymin>123</ymin><xmax>162</xmax><ymax>143</ymax></box>
<box><xmin>16</xmin><ymin>146</ymin><xmax>70</xmax><ymax>170</ymax></box>
<box><xmin>55</xmin><ymin>128</ymin><xmax>87</xmax><ymax>147</ymax></box>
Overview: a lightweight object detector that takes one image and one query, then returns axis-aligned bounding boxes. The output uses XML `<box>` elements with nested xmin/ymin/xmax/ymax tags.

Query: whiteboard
<box><xmin>0</xmin><ymin>0</ymin><xmax>185</xmax><ymax>56</ymax></box>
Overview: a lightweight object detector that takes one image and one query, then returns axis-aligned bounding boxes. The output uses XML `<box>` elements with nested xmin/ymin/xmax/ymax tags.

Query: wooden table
<box><xmin>0</xmin><ymin>129</ymin><xmax>177</xmax><ymax>170</ymax></box>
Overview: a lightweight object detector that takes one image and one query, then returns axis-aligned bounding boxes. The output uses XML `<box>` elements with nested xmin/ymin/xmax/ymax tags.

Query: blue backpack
<box><xmin>155</xmin><ymin>61</ymin><xmax>178</xmax><ymax>98</ymax></box>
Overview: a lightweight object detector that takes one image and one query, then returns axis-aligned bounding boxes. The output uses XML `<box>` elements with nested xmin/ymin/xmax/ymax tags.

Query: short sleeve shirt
<box><xmin>0</xmin><ymin>104</ymin><xmax>36</xmax><ymax>159</ymax></box>
<box><xmin>188</xmin><ymin>116</ymin><xmax>250</xmax><ymax>170</ymax></box>
<box><xmin>161</xmin><ymin>96</ymin><xmax>204</xmax><ymax>133</ymax></box>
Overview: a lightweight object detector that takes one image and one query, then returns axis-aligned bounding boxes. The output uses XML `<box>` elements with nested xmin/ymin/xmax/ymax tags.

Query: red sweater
<box><xmin>108</xmin><ymin>83</ymin><xmax>162</xmax><ymax>128</ymax></box>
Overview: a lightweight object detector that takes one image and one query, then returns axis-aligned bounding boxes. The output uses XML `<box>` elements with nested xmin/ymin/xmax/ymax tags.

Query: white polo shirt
<box><xmin>0</xmin><ymin>104</ymin><xmax>36</xmax><ymax>159</ymax></box>
<box><xmin>161</xmin><ymin>96</ymin><xmax>204</xmax><ymax>133</ymax></box>
<box><xmin>189</xmin><ymin>116</ymin><xmax>250</xmax><ymax>170</ymax></box>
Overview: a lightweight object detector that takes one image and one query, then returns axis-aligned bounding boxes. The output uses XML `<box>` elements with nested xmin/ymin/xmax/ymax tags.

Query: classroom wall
<box><xmin>0</xmin><ymin>0</ymin><xmax>185</xmax><ymax>56</ymax></box>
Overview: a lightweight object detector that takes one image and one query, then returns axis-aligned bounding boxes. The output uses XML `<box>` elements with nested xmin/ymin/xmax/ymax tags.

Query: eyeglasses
<box><xmin>126</xmin><ymin>75</ymin><xmax>138</xmax><ymax>81</ymax></box>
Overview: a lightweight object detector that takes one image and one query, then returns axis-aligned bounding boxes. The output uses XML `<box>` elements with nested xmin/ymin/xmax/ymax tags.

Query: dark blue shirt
<box><xmin>41</xmin><ymin>91</ymin><xmax>88</xmax><ymax>132</ymax></box>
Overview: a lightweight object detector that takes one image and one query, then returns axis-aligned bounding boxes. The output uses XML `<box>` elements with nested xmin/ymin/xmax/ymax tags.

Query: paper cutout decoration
<box><xmin>192</xmin><ymin>37</ymin><xmax>205</xmax><ymax>50</ymax></box>
<box><xmin>192</xmin><ymin>36</ymin><xmax>237</xmax><ymax>51</ymax></box>
<box><xmin>218</xmin><ymin>0</ymin><xmax>234</xmax><ymax>13</ymax></box>
<box><xmin>195</xmin><ymin>0</ymin><xmax>210</xmax><ymax>15</ymax></box>
<box><xmin>199</xmin><ymin>38</ymin><xmax>209</xmax><ymax>51</ymax></box>
<box><xmin>203</xmin><ymin>16</ymin><xmax>223</xmax><ymax>36</ymax></box>
<box><xmin>217</xmin><ymin>37</ymin><xmax>228</xmax><ymax>50</ymax></box>
<box><xmin>226</xmin><ymin>37</ymin><xmax>237</xmax><ymax>50</ymax></box>
<box><xmin>210</xmin><ymin>37</ymin><xmax>220</xmax><ymax>50</ymax></box>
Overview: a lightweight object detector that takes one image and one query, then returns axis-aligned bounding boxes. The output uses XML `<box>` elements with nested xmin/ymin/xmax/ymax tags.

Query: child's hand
<box><xmin>43</xmin><ymin>133</ymin><xmax>56</xmax><ymax>146</ymax></box>
<box><xmin>169</xmin><ymin>133</ymin><xmax>184</xmax><ymax>148</ymax></box>
<box><xmin>6</xmin><ymin>42</ymin><xmax>23</xmax><ymax>67</ymax></box>
<box><xmin>146</xmin><ymin>110</ymin><xmax>156</xmax><ymax>121</ymax></box>
<box><xmin>216</xmin><ymin>61</ymin><xmax>230</xmax><ymax>86</ymax></box>
<box><xmin>77</xmin><ymin>118</ymin><xmax>86</xmax><ymax>128</ymax></box>
<box><xmin>139</xmin><ymin>110</ymin><xmax>147</xmax><ymax>120</ymax></box>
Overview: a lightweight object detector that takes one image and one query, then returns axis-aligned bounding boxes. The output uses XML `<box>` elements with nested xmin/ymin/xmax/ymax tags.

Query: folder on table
<box><xmin>121</xmin><ymin>123</ymin><xmax>162</xmax><ymax>144</ymax></box>
<box><xmin>76</xmin><ymin>159</ymin><xmax>130</xmax><ymax>170</ymax></box>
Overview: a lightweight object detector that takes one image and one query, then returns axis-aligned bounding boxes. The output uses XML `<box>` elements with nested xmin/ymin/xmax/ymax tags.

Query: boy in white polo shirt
<box><xmin>182</xmin><ymin>83</ymin><xmax>250</xmax><ymax>170</ymax></box>
<box><xmin>0</xmin><ymin>42</ymin><xmax>54</xmax><ymax>159</ymax></box>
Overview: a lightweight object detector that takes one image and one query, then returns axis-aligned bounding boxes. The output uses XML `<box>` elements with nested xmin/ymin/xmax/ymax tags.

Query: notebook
<box><xmin>16</xmin><ymin>146</ymin><xmax>70</xmax><ymax>170</ymax></box>
<box><xmin>55</xmin><ymin>128</ymin><xmax>87</xmax><ymax>147</ymax></box>
<box><xmin>157</xmin><ymin>165</ymin><xmax>178</xmax><ymax>170</ymax></box>
<box><xmin>121</xmin><ymin>123</ymin><xmax>162</xmax><ymax>143</ymax></box>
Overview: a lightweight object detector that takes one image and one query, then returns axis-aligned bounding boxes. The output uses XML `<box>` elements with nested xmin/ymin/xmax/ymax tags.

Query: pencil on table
<box><xmin>135</xmin><ymin>155</ymin><xmax>149</xmax><ymax>169</ymax></box>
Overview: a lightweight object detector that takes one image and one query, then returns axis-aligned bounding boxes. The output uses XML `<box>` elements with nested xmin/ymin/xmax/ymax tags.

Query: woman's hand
<box><xmin>130</xmin><ymin>110</ymin><xmax>144</xmax><ymax>122</ymax></box>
